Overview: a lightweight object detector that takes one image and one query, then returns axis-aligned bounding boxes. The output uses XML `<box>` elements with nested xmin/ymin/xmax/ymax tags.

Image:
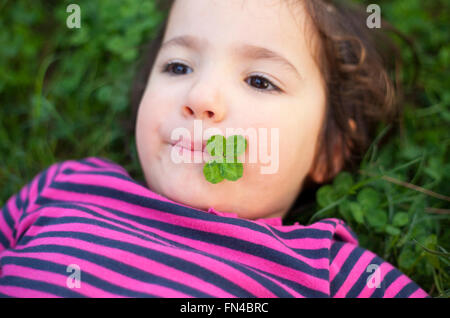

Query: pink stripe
<box><xmin>333</xmin><ymin>250</ymin><xmax>374</xmax><ymax>297</ymax></box>
<box><xmin>135</xmin><ymin>209</ymin><xmax>329</xmax><ymax>269</ymax></box>
<box><xmin>20</xmin><ymin>179</ymin><xmax>30</xmax><ymax>206</ymax></box>
<box><xmin>65</xmin><ymin>158</ymin><xmax>128</xmax><ymax>176</ymax></box>
<box><xmin>74</xmin><ymin>200</ymin><xmax>331</xmax><ymax>256</ymax></box>
<box><xmin>280</xmin><ymin>238</ymin><xmax>331</xmax><ymax>250</ymax></box>
<box><xmin>55</xmin><ymin>169</ymin><xmax>176</xmax><ymax>204</ymax></box>
<box><xmin>72</xmin><ymin>171</ymin><xmax>338</xmax><ymax>245</ymax></box>
<box><xmin>0</xmin><ymin>227</ymin><xmax>12</xmax><ymax>250</ymax></box>
<box><xmin>26</xmin><ymin>235</ymin><xmax>235</xmax><ymax>297</ymax></box>
<box><xmin>0</xmin><ymin>285</ymin><xmax>59</xmax><ymax>298</ymax></box>
<box><xmin>26</xmin><ymin>172</ymin><xmax>41</xmax><ymax>213</ymax></box>
<box><xmin>263</xmin><ymin>219</ymin><xmax>336</xmax><ymax>233</ymax></box>
<box><xmin>27</xmin><ymin>162</ymin><xmax>60</xmax><ymax>213</ymax></box>
<box><xmin>32</xmin><ymin>193</ymin><xmax>330</xmax><ymax>293</ymax></box>
<box><xmin>2</xmin><ymin>249</ymin><xmax>190</xmax><ymax>298</ymax></box>
<box><xmin>61</xmin><ymin>158</ymin><xmax>209</xmax><ymax>209</ymax></box>
<box><xmin>333</xmin><ymin>219</ymin><xmax>358</xmax><ymax>245</ymax></box>
<box><xmin>43</xmin><ymin>186</ymin><xmax>331</xmax><ymax>268</ymax></box>
<box><xmin>85</xmin><ymin>157</ymin><xmax>130</xmax><ymax>175</ymax></box>
<box><xmin>6</xmin><ymin>194</ymin><xmax>21</xmax><ymax>224</ymax></box>
<box><xmin>383</xmin><ymin>273</ymin><xmax>412</xmax><ymax>297</ymax></box>
<box><xmin>244</xmin><ymin>267</ymin><xmax>305</xmax><ymax>298</ymax></box>
<box><xmin>45</xmin><ymin>208</ymin><xmax>282</xmax><ymax>296</ymax></box>
<box><xmin>16</xmin><ymin>213</ymin><xmax>45</xmax><ymax>246</ymax></box>
<box><xmin>27</xmin><ymin>204</ymin><xmax>177</xmax><ymax>248</ymax></box>
<box><xmin>115</xmin><ymin>220</ymin><xmax>330</xmax><ymax>294</ymax></box>
<box><xmin>329</xmin><ymin>243</ymin><xmax>356</xmax><ymax>282</ymax></box>
<box><xmin>26</xmin><ymin>217</ymin><xmax>327</xmax><ymax>294</ymax></box>
<box><xmin>356</xmin><ymin>261</ymin><xmax>394</xmax><ymax>297</ymax></box>
<box><xmin>23</xmin><ymin>221</ymin><xmax>272</xmax><ymax>297</ymax></box>
<box><xmin>409</xmin><ymin>288</ymin><xmax>429</xmax><ymax>298</ymax></box>
<box><xmin>60</xmin><ymin>161</ymin><xmax>112</xmax><ymax>175</ymax></box>
<box><xmin>2</xmin><ymin>264</ymin><xmax>118</xmax><ymax>298</ymax></box>
<box><xmin>0</xmin><ymin>198</ymin><xmax>16</xmax><ymax>246</ymax></box>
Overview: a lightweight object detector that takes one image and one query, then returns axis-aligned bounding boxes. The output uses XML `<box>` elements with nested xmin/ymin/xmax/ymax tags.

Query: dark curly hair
<box><xmin>125</xmin><ymin>0</ymin><xmax>417</xmax><ymax>222</ymax></box>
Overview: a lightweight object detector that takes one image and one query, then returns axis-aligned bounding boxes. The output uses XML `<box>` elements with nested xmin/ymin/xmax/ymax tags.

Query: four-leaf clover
<box><xmin>203</xmin><ymin>135</ymin><xmax>247</xmax><ymax>184</ymax></box>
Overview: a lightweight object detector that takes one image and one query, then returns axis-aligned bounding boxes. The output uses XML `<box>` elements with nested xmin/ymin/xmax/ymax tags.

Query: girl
<box><xmin>0</xmin><ymin>0</ymin><xmax>429</xmax><ymax>297</ymax></box>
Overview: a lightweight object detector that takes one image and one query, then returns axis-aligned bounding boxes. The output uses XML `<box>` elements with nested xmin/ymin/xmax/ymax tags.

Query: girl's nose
<box><xmin>182</xmin><ymin>105</ymin><xmax>226</xmax><ymax>123</ymax></box>
<box><xmin>181</xmin><ymin>76</ymin><xmax>227</xmax><ymax>122</ymax></box>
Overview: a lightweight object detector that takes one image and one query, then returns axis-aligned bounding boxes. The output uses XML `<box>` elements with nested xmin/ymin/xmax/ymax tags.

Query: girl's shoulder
<box><xmin>57</xmin><ymin>156</ymin><xmax>131</xmax><ymax>176</ymax></box>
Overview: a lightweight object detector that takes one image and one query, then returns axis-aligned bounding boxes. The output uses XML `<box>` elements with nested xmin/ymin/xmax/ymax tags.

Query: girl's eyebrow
<box><xmin>161</xmin><ymin>34</ymin><xmax>302</xmax><ymax>80</ymax></box>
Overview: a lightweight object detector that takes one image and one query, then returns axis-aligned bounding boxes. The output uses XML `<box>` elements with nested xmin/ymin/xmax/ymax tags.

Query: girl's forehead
<box><xmin>165</xmin><ymin>0</ymin><xmax>312</xmax><ymax>65</ymax></box>
<box><xmin>167</xmin><ymin>0</ymin><xmax>306</xmax><ymax>44</ymax></box>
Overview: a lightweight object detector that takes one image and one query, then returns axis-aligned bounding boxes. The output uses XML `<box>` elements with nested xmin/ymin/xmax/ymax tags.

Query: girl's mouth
<box><xmin>170</xmin><ymin>139</ymin><xmax>211</xmax><ymax>162</ymax></box>
<box><xmin>173</xmin><ymin>139</ymin><xmax>207</xmax><ymax>152</ymax></box>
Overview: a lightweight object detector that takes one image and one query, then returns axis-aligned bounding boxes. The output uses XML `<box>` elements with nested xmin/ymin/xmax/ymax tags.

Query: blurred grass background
<box><xmin>0</xmin><ymin>0</ymin><xmax>448</xmax><ymax>297</ymax></box>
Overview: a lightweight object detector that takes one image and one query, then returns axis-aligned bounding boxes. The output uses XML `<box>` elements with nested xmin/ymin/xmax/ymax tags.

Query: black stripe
<box><xmin>51</xmin><ymin>162</ymin><xmax>63</xmax><ymax>184</ymax></box>
<box><xmin>1</xmin><ymin>203</ymin><xmax>15</xmax><ymax>233</ymax></box>
<box><xmin>337</xmin><ymin>220</ymin><xmax>359</xmax><ymax>242</ymax></box>
<box><xmin>330</xmin><ymin>246</ymin><xmax>365</xmax><ymax>296</ymax></box>
<box><xmin>394</xmin><ymin>281</ymin><xmax>420</xmax><ymax>298</ymax></box>
<box><xmin>62</xmin><ymin>169</ymin><xmax>133</xmax><ymax>184</ymax></box>
<box><xmin>0</xmin><ymin>291</ymin><xmax>11</xmax><ymax>298</ymax></box>
<box><xmin>11</xmin><ymin>245</ymin><xmax>213</xmax><ymax>297</ymax></box>
<box><xmin>345</xmin><ymin>255</ymin><xmax>383</xmax><ymax>297</ymax></box>
<box><xmin>333</xmin><ymin>234</ymin><xmax>347</xmax><ymax>242</ymax></box>
<box><xmin>253</xmin><ymin>268</ymin><xmax>329</xmax><ymax>298</ymax></box>
<box><xmin>227</xmin><ymin>266</ymin><xmax>297</xmax><ymax>297</ymax></box>
<box><xmin>35</xmin><ymin>200</ymin><xmax>329</xmax><ymax>281</ymax></box>
<box><xmin>19</xmin><ymin>214</ymin><xmax>305</xmax><ymax>297</ymax></box>
<box><xmin>95</xmin><ymin>156</ymin><xmax>121</xmax><ymax>167</ymax></box>
<box><xmin>49</xmin><ymin>201</ymin><xmax>328</xmax><ymax>259</ymax></box>
<box><xmin>15</xmin><ymin>191</ymin><xmax>23</xmax><ymax>212</ymax></box>
<box><xmin>329</xmin><ymin>241</ymin><xmax>345</xmax><ymax>264</ymax></box>
<box><xmin>318</xmin><ymin>220</ymin><xmax>337</xmax><ymax>227</ymax></box>
<box><xmin>21</xmin><ymin>202</ymin><xmax>251</xmax><ymax>265</ymax></box>
<box><xmin>0</xmin><ymin>229</ymin><xmax>10</xmax><ymax>249</ymax></box>
<box><xmin>37</xmin><ymin>166</ymin><xmax>49</xmax><ymax>194</ymax></box>
<box><xmin>34</xmin><ymin>198</ymin><xmax>330</xmax><ymax>272</ymax></box>
<box><xmin>78</xmin><ymin>159</ymin><xmax>103</xmax><ymax>168</ymax></box>
<box><xmin>20</xmin><ymin>230</ymin><xmax>255</xmax><ymax>297</ymax></box>
<box><xmin>20</xmin><ymin>215</ymin><xmax>174</xmax><ymax>248</ymax></box>
<box><xmin>23</xmin><ymin>182</ymin><xmax>30</xmax><ymax>213</ymax></box>
<box><xmin>370</xmin><ymin>267</ymin><xmax>402</xmax><ymax>298</ymax></box>
<box><xmin>24</xmin><ymin>203</ymin><xmax>200</xmax><ymax>252</ymax></box>
<box><xmin>48</xmin><ymin>181</ymin><xmax>333</xmax><ymax>241</ymax></box>
<box><xmin>1</xmin><ymin>256</ymin><xmax>155</xmax><ymax>297</ymax></box>
<box><xmin>0</xmin><ymin>275</ymin><xmax>84</xmax><ymax>298</ymax></box>
<box><xmin>292</xmin><ymin>247</ymin><xmax>329</xmax><ymax>260</ymax></box>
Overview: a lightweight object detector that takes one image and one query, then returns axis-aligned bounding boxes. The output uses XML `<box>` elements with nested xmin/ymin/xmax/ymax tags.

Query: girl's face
<box><xmin>136</xmin><ymin>0</ymin><xmax>327</xmax><ymax>219</ymax></box>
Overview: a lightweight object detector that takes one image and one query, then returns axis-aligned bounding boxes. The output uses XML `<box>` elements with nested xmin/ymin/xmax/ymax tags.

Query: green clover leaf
<box><xmin>220</xmin><ymin>162</ymin><xmax>244</xmax><ymax>181</ymax></box>
<box><xmin>203</xmin><ymin>160</ymin><xmax>224</xmax><ymax>184</ymax></box>
<box><xmin>206</xmin><ymin>135</ymin><xmax>226</xmax><ymax>157</ymax></box>
<box><xmin>203</xmin><ymin>134</ymin><xmax>247</xmax><ymax>184</ymax></box>
<box><xmin>226</xmin><ymin>135</ymin><xmax>247</xmax><ymax>157</ymax></box>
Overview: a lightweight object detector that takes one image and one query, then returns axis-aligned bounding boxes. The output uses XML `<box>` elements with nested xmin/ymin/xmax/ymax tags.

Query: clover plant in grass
<box><xmin>203</xmin><ymin>135</ymin><xmax>247</xmax><ymax>184</ymax></box>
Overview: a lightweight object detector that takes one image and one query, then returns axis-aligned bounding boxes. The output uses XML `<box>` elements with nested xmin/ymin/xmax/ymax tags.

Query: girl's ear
<box><xmin>308</xmin><ymin>119</ymin><xmax>356</xmax><ymax>184</ymax></box>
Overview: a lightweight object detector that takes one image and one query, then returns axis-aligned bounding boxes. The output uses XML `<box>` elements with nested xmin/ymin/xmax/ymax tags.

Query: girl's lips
<box><xmin>169</xmin><ymin>139</ymin><xmax>211</xmax><ymax>161</ymax></box>
<box><xmin>173</xmin><ymin>139</ymin><xmax>207</xmax><ymax>152</ymax></box>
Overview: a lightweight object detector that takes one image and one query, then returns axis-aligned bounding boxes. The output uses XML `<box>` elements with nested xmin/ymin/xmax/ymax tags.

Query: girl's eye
<box><xmin>162</xmin><ymin>62</ymin><xmax>192</xmax><ymax>75</ymax></box>
<box><xmin>245</xmin><ymin>75</ymin><xmax>281</xmax><ymax>94</ymax></box>
<box><xmin>162</xmin><ymin>62</ymin><xmax>282</xmax><ymax>94</ymax></box>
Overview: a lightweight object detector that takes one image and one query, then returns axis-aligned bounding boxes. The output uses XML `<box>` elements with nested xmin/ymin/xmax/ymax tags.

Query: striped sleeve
<box><xmin>0</xmin><ymin>162</ymin><xmax>61</xmax><ymax>252</ymax></box>
<box><xmin>329</xmin><ymin>240</ymin><xmax>430</xmax><ymax>298</ymax></box>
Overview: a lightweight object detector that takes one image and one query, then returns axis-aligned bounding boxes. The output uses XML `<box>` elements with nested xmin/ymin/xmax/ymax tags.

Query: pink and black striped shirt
<box><xmin>0</xmin><ymin>157</ymin><xmax>429</xmax><ymax>297</ymax></box>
